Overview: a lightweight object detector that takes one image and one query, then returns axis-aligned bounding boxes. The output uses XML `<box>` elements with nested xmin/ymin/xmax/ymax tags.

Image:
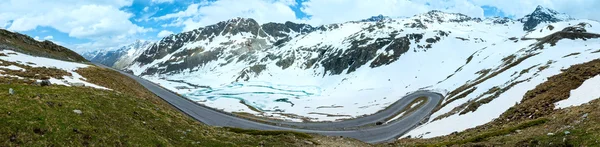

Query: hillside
<box><xmin>0</xmin><ymin>29</ymin><xmax>87</xmax><ymax>62</ymax></box>
<box><xmin>387</xmin><ymin>58</ymin><xmax>600</xmax><ymax>146</ymax></box>
<box><xmin>82</xmin><ymin>5</ymin><xmax>600</xmax><ymax>145</ymax></box>
<box><xmin>0</xmin><ymin>30</ymin><xmax>365</xmax><ymax>146</ymax></box>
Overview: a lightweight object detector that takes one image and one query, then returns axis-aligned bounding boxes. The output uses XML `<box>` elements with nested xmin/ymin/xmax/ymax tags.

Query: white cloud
<box><xmin>34</xmin><ymin>36</ymin><xmax>40</xmax><ymax>41</ymax></box>
<box><xmin>301</xmin><ymin>0</ymin><xmax>487</xmax><ymax>25</ymax></box>
<box><xmin>0</xmin><ymin>0</ymin><xmax>148</xmax><ymax>52</ymax></box>
<box><xmin>470</xmin><ymin>0</ymin><xmax>600</xmax><ymax>21</ymax></box>
<box><xmin>152</xmin><ymin>0</ymin><xmax>174</xmax><ymax>4</ymax></box>
<box><xmin>154</xmin><ymin>0</ymin><xmax>488</xmax><ymax>30</ymax></box>
<box><xmin>157</xmin><ymin>30</ymin><xmax>174</xmax><ymax>38</ymax></box>
<box><xmin>43</xmin><ymin>36</ymin><xmax>53</xmax><ymax>40</ymax></box>
<box><xmin>156</xmin><ymin>0</ymin><xmax>298</xmax><ymax>31</ymax></box>
<box><xmin>143</xmin><ymin>6</ymin><xmax>150</xmax><ymax>12</ymax></box>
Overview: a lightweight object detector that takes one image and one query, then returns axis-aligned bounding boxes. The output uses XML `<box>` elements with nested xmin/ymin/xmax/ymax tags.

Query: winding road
<box><xmin>96</xmin><ymin>63</ymin><xmax>443</xmax><ymax>143</ymax></box>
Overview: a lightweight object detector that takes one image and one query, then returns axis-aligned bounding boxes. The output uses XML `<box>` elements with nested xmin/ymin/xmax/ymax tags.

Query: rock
<box><xmin>562</xmin><ymin>26</ymin><xmax>586</xmax><ymax>33</ymax></box>
<box><xmin>547</xmin><ymin>133</ymin><xmax>555</xmax><ymax>136</ymax></box>
<box><xmin>564</xmin><ymin>131</ymin><xmax>570</xmax><ymax>135</ymax></box>
<box><xmin>8</xmin><ymin>88</ymin><xmax>14</xmax><ymax>95</ymax></box>
<box><xmin>376</xmin><ymin>122</ymin><xmax>383</xmax><ymax>125</ymax></box>
<box><xmin>40</xmin><ymin>80</ymin><xmax>51</xmax><ymax>86</ymax></box>
<box><xmin>516</xmin><ymin>129</ymin><xmax>522</xmax><ymax>133</ymax></box>
<box><xmin>582</xmin><ymin>113</ymin><xmax>589</xmax><ymax>118</ymax></box>
<box><xmin>9</xmin><ymin>134</ymin><xmax>16</xmax><ymax>142</ymax></box>
<box><xmin>73</xmin><ymin>109</ymin><xmax>83</xmax><ymax>115</ymax></box>
<box><xmin>304</xmin><ymin>140</ymin><xmax>314</xmax><ymax>145</ymax></box>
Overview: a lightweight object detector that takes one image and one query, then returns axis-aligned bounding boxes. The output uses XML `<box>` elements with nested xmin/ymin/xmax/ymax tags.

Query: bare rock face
<box><xmin>519</xmin><ymin>5</ymin><xmax>572</xmax><ymax>31</ymax></box>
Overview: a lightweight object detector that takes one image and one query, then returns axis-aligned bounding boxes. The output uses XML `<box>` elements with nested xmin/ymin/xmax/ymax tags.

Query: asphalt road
<box><xmin>95</xmin><ymin>63</ymin><xmax>442</xmax><ymax>143</ymax></box>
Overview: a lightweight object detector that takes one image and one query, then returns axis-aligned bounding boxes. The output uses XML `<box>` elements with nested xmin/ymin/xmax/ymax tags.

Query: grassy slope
<box><xmin>385</xmin><ymin>59</ymin><xmax>600</xmax><ymax>147</ymax></box>
<box><xmin>0</xmin><ymin>29</ymin><xmax>87</xmax><ymax>62</ymax></box>
<box><xmin>0</xmin><ymin>65</ymin><xmax>370</xmax><ymax>146</ymax></box>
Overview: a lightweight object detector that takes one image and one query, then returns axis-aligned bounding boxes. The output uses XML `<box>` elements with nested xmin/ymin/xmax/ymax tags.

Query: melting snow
<box><xmin>0</xmin><ymin>49</ymin><xmax>110</xmax><ymax>90</ymax></box>
<box><xmin>555</xmin><ymin>75</ymin><xmax>600</xmax><ymax>109</ymax></box>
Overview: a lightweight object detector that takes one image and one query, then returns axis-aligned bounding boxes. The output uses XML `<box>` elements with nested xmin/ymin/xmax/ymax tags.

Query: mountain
<box><xmin>0</xmin><ymin>29</ymin><xmax>87</xmax><ymax>62</ymax></box>
<box><xmin>82</xmin><ymin>40</ymin><xmax>153</xmax><ymax>69</ymax></box>
<box><xmin>519</xmin><ymin>5</ymin><xmax>572</xmax><ymax>31</ymax></box>
<box><xmin>360</xmin><ymin>15</ymin><xmax>391</xmax><ymax>22</ymax></box>
<box><xmin>0</xmin><ymin>28</ymin><xmax>352</xmax><ymax>146</ymax></box>
<box><xmin>106</xmin><ymin>6</ymin><xmax>600</xmax><ymax>142</ymax></box>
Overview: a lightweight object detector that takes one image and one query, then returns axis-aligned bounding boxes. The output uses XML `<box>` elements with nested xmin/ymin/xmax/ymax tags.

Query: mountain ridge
<box><xmin>85</xmin><ymin>7</ymin><xmax>600</xmax><ymax>138</ymax></box>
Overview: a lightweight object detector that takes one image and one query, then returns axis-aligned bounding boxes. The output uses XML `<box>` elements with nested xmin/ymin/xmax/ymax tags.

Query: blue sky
<box><xmin>1</xmin><ymin>0</ymin><xmax>598</xmax><ymax>53</ymax></box>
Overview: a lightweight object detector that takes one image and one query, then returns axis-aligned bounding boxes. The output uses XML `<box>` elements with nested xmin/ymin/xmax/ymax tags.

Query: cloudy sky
<box><xmin>1</xmin><ymin>0</ymin><xmax>598</xmax><ymax>53</ymax></box>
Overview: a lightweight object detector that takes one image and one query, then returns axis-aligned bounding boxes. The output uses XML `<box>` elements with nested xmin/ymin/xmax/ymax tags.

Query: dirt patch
<box><xmin>445</xmin><ymin>53</ymin><xmax>538</xmax><ymax>101</ymax></box>
<box><xmin>497</xmin><ymin>59</ymin><xmax>600</xmax><ymax>124</ymax></box>
<box><xmin>535</xmin><ymin>32</ymin><xmax>600</xmax><ymax>49</ymax></box>
<box><xmin>562</xmin><ymin>52</ymin><xmax>581</xmax><ymax>58</ymax></box>
<box><xmin>0</xmin><ymin>59</ymin><xmax>71</xmax><ymax>84</ymax></box>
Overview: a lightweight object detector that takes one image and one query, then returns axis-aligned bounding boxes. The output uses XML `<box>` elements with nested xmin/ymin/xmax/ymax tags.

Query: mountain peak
<box><xmin>535</xmin><ymin>5</ymin><xmax>547</xmax><ymax>11</ymax></box>
<box><xmin>361</xmin><ymin>14</ymin><xmax>390</xmax><ymax>22</ymax></box>
<box><xmin>413</xmin><ymin>10</ymin><xmax>477</xmax><ymax>23</ymax></box>
<box><xmin>520</xmin><ymin>5</ymin><xmax>571</xmax><ymax>31</ymax></box>
<box><xmin>531</xmin><ymin>5</ymin><xmax>565</xmax><ymax>17</ymax></box>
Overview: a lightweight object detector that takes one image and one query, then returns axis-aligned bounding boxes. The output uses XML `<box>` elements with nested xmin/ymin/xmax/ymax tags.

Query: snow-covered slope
<box><xmin>404</xmin><ymin>20</ymin><xmax>600</xmax><ymax>138</ymax></box>
<box><xmin>117</xmin><ymin>6</ymin><xmax>600</xmax><ymax>138</ymax></box>
<box><xmin>0</xmin><ymin>49</ymin><xmax>109</xmax><ymax>90</ymax></box>
<box><xmin>82</xmin><ymin>40</ymin><xmax>153</xmax><ymax>69</ymax></box>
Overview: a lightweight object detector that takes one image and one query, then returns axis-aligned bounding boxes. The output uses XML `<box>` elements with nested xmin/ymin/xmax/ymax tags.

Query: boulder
<box><xmin>562</xmin><ymin>26</ymin><xmax>586</xmax><ymax>33</ymax></box>
<box><xmin>40</xmin><ymin>80</ymin><xmax>51</xmax><ymax>86</ymax></box>
<box><xmin>73</xmin><ymin>109</ymin><xmax>82</xmax><ymax>115</ymax></box>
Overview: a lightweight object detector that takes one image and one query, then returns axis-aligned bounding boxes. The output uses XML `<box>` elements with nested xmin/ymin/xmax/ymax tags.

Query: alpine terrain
<box><xmin>82</xmin><ymin>5</ymin><xmax>600</xmax><ymax>146</ymax></box>
<box><xmin>0</xmin><ymin>27</ymin><xmax>365</xmax><ymax>146</ymax></box>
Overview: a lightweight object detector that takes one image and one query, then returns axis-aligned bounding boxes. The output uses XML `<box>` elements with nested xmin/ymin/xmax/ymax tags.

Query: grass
<box><xmin>0</xmin><ymin>84</ymin><xmax>313</xmax><ymax>146</ymax></box>
<box><xmin>0</xmin><ymin>66</ymin><xmax>330</xmax><ymax>146</ymax></box>
<box><xmin>433</xmin><ymin>118</ymin><xmax>549</xmax><ymax>146</ymax></box>
<box><xmin>0</xmin><ymin>59</ymin><xmax>71</xmax><ymax>81</ymax></box>
<box><xmin>225</xmin><ymin>127</ymin><xmax>313</xmax><ymax>139</ymax></box>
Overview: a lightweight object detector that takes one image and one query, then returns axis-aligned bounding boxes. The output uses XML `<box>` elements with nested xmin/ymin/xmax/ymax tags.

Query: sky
<box><xmin>1</xmin><ymin>0</ymin><xmax>599</xmax><ymax>53</ymax></box>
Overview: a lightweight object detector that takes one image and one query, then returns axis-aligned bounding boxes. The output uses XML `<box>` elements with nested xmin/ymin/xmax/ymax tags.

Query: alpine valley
<box><xmin>84</xmin><ymin>5</ymin><xmax>600</xmax><ymax>139</ymax></box>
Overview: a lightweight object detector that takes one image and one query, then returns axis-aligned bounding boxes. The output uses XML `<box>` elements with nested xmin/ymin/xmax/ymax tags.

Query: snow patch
<box><xmin>555</xmin><ymin>75</ymin><xmax>600</xmax><ymax>109</ymax></box>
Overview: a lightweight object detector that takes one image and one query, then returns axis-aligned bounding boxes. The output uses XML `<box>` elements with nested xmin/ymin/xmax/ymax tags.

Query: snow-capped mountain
<box><xmin>111</xmin><ymin>6</ymin><xmax>600</xmax><ymax>138</ymax></box>
<box><xmin>518</xmin><ymin>5</ymin><xmax>573</xmax><ymax>31</ymax></box>
<box><xmin>82</xmin><ymin>40</ymin><xmax>153</xmax><ymax>69</ymax></box>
